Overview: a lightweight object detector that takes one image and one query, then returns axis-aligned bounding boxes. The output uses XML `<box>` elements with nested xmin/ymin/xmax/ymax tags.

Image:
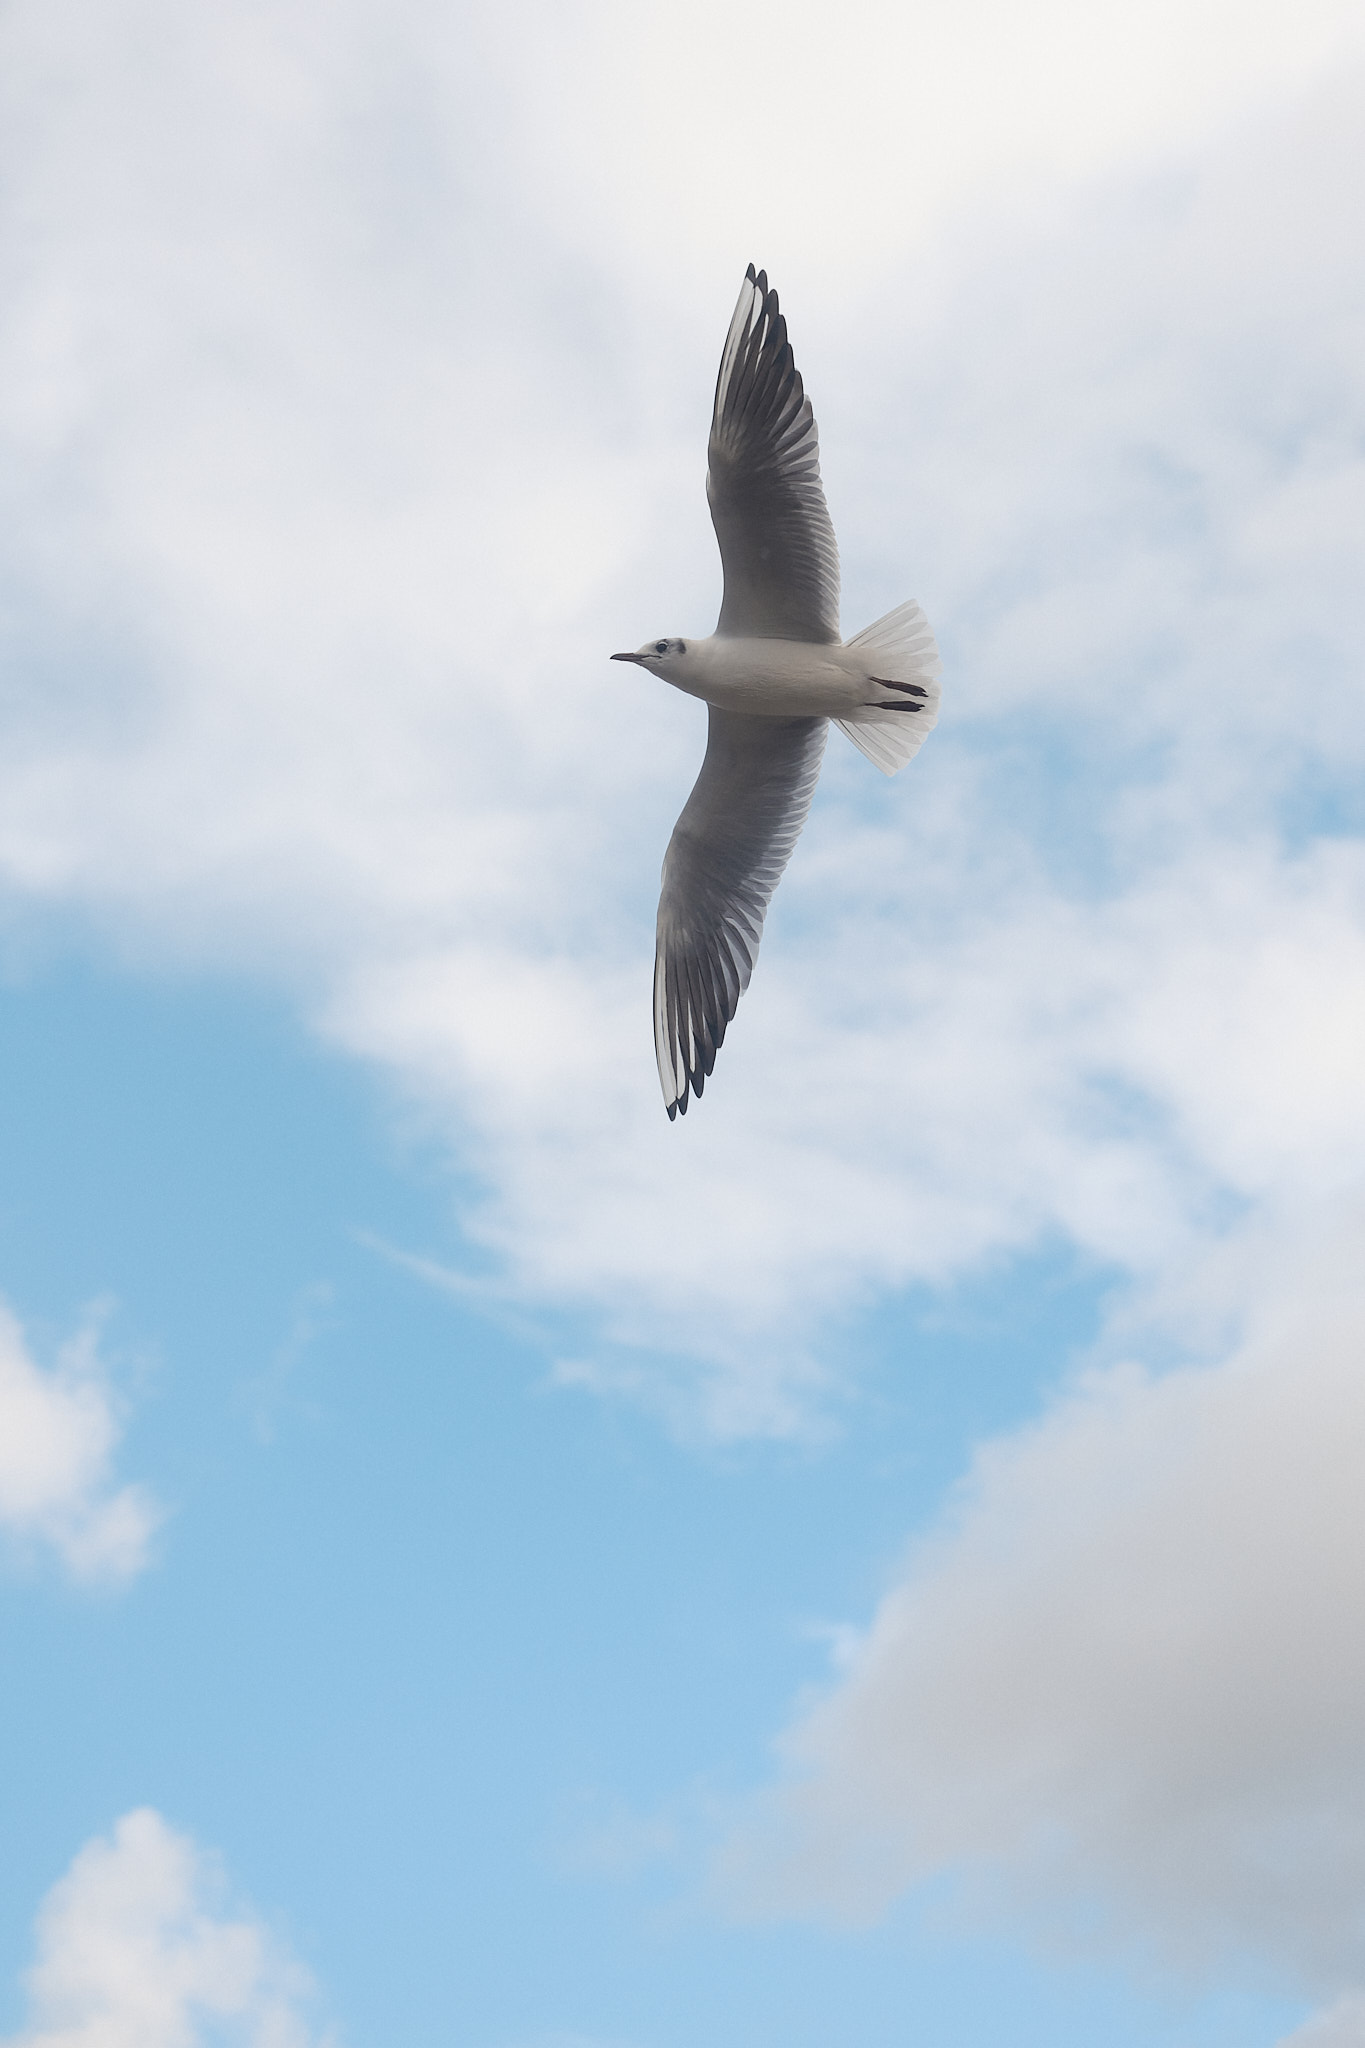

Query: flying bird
<box><xmin>613</xmin><ymin>264</ymin><xmax>941</xmax><ymax>1118</ymax></box>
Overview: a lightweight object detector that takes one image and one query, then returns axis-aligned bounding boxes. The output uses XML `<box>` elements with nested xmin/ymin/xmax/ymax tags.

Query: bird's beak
<box><xmin>610</xmin><ymin>651</ymin><xmax>644</xmax><ymax>664</ymax></box>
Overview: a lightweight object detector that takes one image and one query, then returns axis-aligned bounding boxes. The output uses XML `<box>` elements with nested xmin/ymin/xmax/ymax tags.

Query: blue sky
<box><xmin>2</xmin><ymin>3</ymin><xmax>1365</xmax><ymax>2044</ymax></box>
<box><xmin>0</xmin><ymin>968</ymin><xmax>1304</xmax><ymax>2045</ymax></box>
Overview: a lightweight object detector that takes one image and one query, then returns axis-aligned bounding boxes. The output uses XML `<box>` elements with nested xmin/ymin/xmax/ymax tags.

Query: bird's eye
<box><xmin>655</xmin><ymin>640</ymin><xmax>668</xmax><ymax>655</ymax></box>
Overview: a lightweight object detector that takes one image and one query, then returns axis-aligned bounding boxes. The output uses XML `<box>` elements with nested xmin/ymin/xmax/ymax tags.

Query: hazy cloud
<box><xmin>721</xmin><ymin>1208</ymin><xmax>1365</xmax><ymax>1998</ymax></box>
<box><xmin>0</xmin><ymin>1301</ymin><xmax>157</xmax><ymax>1582</ymax></box>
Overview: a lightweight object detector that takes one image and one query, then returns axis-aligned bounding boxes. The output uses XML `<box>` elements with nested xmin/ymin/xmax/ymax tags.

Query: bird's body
<box><xmin>641</xmin><ymin>634</ymin><xmax>930</xmax><ymax>722</ymax></box>
<box><xmin>612</xmin><ymin>265</ymin><xmax>942</xmax><ymax>1119</ymax></box>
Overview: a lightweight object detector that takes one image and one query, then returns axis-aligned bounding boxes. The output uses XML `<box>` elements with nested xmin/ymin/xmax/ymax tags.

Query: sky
<box><xmin>2</xmin><ymin>0</ymin><xmax>1365</xmax><ymax>2042</ymax></box>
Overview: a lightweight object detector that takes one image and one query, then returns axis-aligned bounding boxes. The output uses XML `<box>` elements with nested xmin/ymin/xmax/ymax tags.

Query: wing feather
<box><xmin>707</xmin><ymin>266</ymin><xmax>841</xmax><ymax>645</ymax></box>
<box><xmin>654</xmin><ymin>708</ymin><xmax>827</xmax><ymax>1117</ymax></box>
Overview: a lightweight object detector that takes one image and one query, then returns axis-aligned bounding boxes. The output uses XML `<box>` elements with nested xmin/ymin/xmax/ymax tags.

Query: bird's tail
<box><xmin>836</xmin><ymin>599</ymin><xmax>942</xmax><ymax>775</ymax></box>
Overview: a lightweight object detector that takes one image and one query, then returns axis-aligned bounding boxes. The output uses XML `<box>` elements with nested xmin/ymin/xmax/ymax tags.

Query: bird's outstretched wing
<box><xmin>707</xmin><ymin>265</ymin><xmax>841</xmax><ymax>645</ymax></box>
<box><xmin>654</xmin><ymin>708</ymin><xmax>828</xmax><ymax>1117</ymax></box>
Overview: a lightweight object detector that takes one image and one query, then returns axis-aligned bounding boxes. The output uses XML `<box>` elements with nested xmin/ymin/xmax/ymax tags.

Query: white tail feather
<box><xmin>836</xmin><ymin>598</ymin><xmax>942</xmax><ymax>776</ymax></box>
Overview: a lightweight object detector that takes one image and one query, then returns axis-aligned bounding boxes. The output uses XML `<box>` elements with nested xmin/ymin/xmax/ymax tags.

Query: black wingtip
<box><xmin>745</xmin><ymin>261</ymin><xmax>757</xmax><ymax>284</ymax></box>
<box><xmin>666</xmin><ymin>1100</ymin><xmax>678</xmax><ymax>1122</ymax></box>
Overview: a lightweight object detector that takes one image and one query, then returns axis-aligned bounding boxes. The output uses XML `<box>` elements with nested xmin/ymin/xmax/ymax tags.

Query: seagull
<box><xmin>612</xmin><ymin>264</ymin><xmax>942</xmax><ymax>1119</ymax></box>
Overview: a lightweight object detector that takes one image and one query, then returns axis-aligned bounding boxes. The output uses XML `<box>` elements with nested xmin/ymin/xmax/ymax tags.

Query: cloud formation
<box><xmin>1</xmin><ymin>0</ymin><xmax>1363</xmax><ymax>1429</ymax></box>
<box><xmin>0</xmin><ymin>1301</ymin><xmax>157</xmax><ymax>1582</ymax></box>
<box><xmin>1</xmin><ymin>1809</ymin><xmax>328</xmax><ymax>2048</ymax></box>
<box><xmin>721</xmin><ymin>1208</ymin><xmax>1365</xmax><ymax>2018</ymax></box>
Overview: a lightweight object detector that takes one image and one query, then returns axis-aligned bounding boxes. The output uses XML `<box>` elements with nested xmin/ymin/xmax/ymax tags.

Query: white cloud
<box><xmin>324</xmin><ymin>827</ymin><xmax>1365</xmax><ymax>1424</ymax></box>
<box><xmin>2</xmin><ymin>1809</ymin><xmax>329</xmax><ymax>2048</ymax></box>
<box><xmin>480</xmin><ymin>0</ymin><xmax>1365</xmax><ymax>291</ymax></box>
<box><xmin>0</xmin><ymin>1302</ymin><xmax>157</xmax><ymax>1582</ymax></box>
<box><xmin>1</xmin><ymin>1</ymin><xmax>1365</xmax><ymax>1425</ymax></box>
<box><xmin>720</xmin><ymin>1208</ymin><xmax>1365</xmax><ymax>2000</ymax></box>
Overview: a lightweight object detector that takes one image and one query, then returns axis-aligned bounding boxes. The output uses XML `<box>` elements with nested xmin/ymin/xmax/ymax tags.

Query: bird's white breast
<box><xmin>662</xmin><ymin>636</ymin><xmax>867</xmax><ymax>717</ymax></box>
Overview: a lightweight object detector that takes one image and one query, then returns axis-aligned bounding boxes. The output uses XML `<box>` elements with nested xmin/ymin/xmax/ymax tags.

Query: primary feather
<box><xmin>707</xmin><ymin>266</ymin><xmax>841</xmax><ymax>645</ymax></box>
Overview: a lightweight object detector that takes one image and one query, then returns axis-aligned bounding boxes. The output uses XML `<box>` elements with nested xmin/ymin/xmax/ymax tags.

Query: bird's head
<box><xmin>611</xmin><ymin>637</ymin><xmax>688</xmax><ymax>675</ymax></box>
